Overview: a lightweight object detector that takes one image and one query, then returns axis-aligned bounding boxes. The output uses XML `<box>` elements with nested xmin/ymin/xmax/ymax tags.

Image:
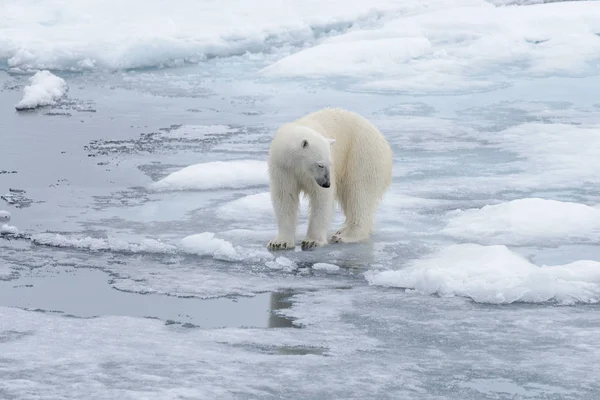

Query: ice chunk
<box><xmin>442</xmin><ymin>198</ymin><xmax>600</xmax><ymax>245</ymax></box>
<box><xmin>180</xmin><ymin>232</ymin><xmax>238</xmax><ymax>260</ymax></box>
<box><xmin>150</xmin><ymin>160</ymin><xmax>268</xmax><ymax>191</ymax></box>
<box><xmin>0</xmin><ymin>224</ymin><xmax>18</xmax><ymax>235</ymax></box>
<box><xmin>0</xmin><ymin>210</ymin><xmax>11</xmax><ymax>222</ymax></box>
<box><xmin>180</xmin><ymin>232</ymin><xmax>275</xmax><ymax>263</ymax></box>
<box><xmin>0</xmin><ymin>211</ymin><xmax>14</xmax><ymax>234</ymax></box>
<box><xmin>266</xmin><ymin>257</ymin><xmax>298</xmax><ymax>272</ymax></box>
<box><xmin>365</xmin><ymin>244</ymin><xmax>600</xmax><ymax>304</ymax></box>
<box><xmin>312</xmin><ymin>262</ymin><xmax>340</xmax><ymax>272</ymax></box>
<box><xmin>15</xmin><ymin>70</ymin><xmax>68</xmax><ymax>110</ymax></box>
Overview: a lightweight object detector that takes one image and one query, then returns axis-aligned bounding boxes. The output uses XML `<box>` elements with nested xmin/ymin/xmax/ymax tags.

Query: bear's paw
<box><xmin>330</xmin><ymin>228</ymin><xmax>366</xmax><ymax>244</ymax></box>
<box><xmin>301</xmin><ymin>238</ymin><xmax>327</xmax><ymax>251</ymax></box>
<box><xmin>267</xmin><ymin>239</ymin><xmax>295</xmax><ymax>251</ymax></box>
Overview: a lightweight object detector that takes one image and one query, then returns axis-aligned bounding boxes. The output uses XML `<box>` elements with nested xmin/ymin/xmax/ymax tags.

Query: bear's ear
<box><xmin>328</xmin><ymin>139</ymin><xmax>336</xmax><ymax>146</ymax></box>
<box><xmin>301</xmin><ymin>139</ymin><xmax>309</xmax><ymax>149</ymax></box>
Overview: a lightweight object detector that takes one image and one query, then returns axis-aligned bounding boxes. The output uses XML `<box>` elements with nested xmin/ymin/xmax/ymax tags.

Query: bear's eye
<box><xmin>317</xmin><ymin>163</ymin><xmax>325</xmax><ymax>169</ymax></box>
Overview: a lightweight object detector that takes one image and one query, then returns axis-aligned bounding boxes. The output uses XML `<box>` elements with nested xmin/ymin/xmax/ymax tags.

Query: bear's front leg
<box><xmin>302</xmin><ymin>188</ymin><xmax>334</xmax><ymax>250</ymax></box>
<box><xmin>268</xmin><ymin>181</ymin><xmax>299</xmax><ymax>251</ymax></box>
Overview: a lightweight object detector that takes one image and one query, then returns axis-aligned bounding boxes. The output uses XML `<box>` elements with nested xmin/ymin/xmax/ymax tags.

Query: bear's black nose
<box><xmin>321</xmin><ymin>182</ymin><xmax>330</xmax><ymax>188</ymax></box>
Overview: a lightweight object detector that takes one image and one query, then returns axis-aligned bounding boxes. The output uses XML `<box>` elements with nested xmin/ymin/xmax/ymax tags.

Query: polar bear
<box><xmin>267</xmin><ymin>107</ymin><xmax>393</xmax><ymax>251</ymax></box>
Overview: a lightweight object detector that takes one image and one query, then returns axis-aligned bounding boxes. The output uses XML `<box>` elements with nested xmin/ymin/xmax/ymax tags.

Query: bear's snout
<box><xmin>316</xmin><ymin>176</ymin><xmax>331</xmax><ymax>188</ymax></box>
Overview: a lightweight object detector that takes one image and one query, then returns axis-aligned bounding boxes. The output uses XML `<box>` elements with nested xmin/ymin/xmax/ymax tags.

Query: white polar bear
<box><xmin>267</xmin><ymin>107</ymin><xmax>393</xmax><ymax>251</ymax></box>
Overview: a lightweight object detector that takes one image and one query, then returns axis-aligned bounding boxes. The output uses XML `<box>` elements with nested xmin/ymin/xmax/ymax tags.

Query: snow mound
<box><xmin>150</xmin><ymin>160</ymin><xmax>268</xmax><ymax>192</ymax></box>
<box><xmin>365</xmin><ymin>244</ymin><xmax>600</xmax><ymax>305</ymax></box>
<box><xmin>442</xmin><ymin>198</ymin><xmax>600</xmax><ymax>245</ymax></box>
<box><xmin>15</xmin><ymin>70</ymin><xmax>68</xmax><ymax>110</ymax></box>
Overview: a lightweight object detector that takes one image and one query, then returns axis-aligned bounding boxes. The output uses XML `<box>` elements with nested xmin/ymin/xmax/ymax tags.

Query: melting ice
<box><xmin>1</xmin><ymin>0</ymin><xmax>600</xmax><ymax>398</ymax></box>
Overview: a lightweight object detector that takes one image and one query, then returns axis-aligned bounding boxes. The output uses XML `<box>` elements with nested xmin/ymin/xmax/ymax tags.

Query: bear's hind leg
<box><xmin>331</xmin><ymin>189</ymin><xmax>377</xmax><ymax>244</ymax></box>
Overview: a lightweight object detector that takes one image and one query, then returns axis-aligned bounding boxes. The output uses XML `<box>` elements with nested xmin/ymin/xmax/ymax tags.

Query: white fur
<box><xmin>267</xmin><ymin>107</ymin><xmax>393</xmax><ymax>250</ymax></box>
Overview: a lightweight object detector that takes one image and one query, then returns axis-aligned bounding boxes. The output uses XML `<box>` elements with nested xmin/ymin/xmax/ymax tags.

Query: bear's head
<box><xmin>299</xmin><ymin>132</ymin><xmax>335</xmax><ymax>189</ymax></box>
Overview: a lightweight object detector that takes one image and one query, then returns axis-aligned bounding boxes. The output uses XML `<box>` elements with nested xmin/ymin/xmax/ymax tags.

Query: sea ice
<box><xmin>365</xmin><ymin>244</ymin><xmax>600</xmax><ymax>304</ymax></box>
<box><xmin>263</xmin><ymin>1</ymin><xmax>600</xmax><ymax>94</ymax></box>
<box><xmin>29</xmin><ymin>231</ymin><xmax>273</xmax><ymax>264</ymax></box>
<box><xmin>0</xmin><ymin>0</ymin><xmax>450</xmax><ymax>72</ymax></box>
<box><xmin>14</xmin><ymin>70</ymin><xmax>68</xmax><ymax>110</ymax></box>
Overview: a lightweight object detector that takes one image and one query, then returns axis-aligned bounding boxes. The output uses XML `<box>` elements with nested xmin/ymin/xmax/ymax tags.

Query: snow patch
<box><xmin>365</xmin><ymin>244</ymin><xmax>600</xmax><ymax>305</ymax></box>
<box><xmin>150</xmin><ymin>160</ymin><xmax>268</xmax><ymax>192</ymax></box>
<box><xmin>15</xmin><ymin>70</ymin><xmax>68</xmax><ymax>110</ymax></box>
<box><xmin>443</xmin><ymin>198</ymin><xmax>600</xmax><ymax>245</ymax></box>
